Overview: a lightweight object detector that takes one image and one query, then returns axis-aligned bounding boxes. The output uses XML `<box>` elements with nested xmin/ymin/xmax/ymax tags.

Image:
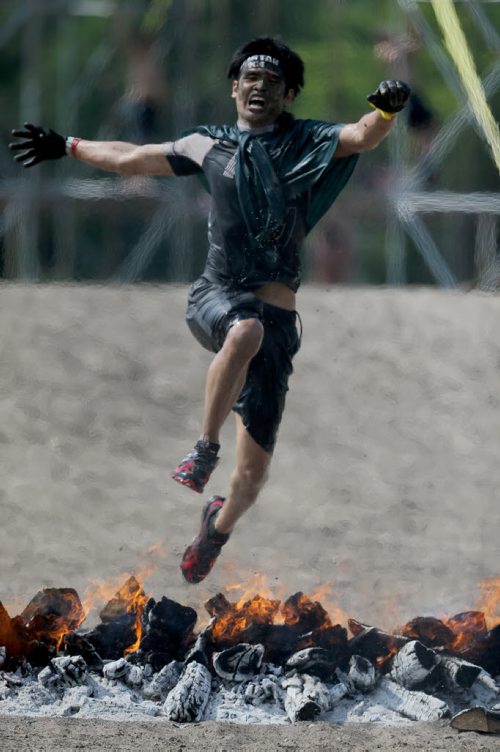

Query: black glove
<box><xmin>367</xmin><ymin>80</ymin><xmax>411</xmax><ymax>114</ymax></box>
<box><xmin>9</xmin><ymin>123</ymin><xmax>66</xmax><ymax>168</ymax></box>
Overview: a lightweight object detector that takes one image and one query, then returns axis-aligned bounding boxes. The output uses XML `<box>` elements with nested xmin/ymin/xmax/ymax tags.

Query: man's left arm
<box><xmin>335</xmin><ymin>80</ymin><xmax>410</xmax><ymax>157</ymax></box>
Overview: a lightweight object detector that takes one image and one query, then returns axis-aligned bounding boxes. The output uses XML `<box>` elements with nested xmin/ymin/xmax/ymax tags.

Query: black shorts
<box><xmin>186</xmin><ymin>276</ymin><xmax>301</xmax><ymax>453</ymax></box>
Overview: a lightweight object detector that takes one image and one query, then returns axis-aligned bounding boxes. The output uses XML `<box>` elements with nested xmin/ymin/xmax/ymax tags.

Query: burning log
<box><xmin>209</xmin><ymin>594</ymin><xmax>280</xmax><ymax>649</ymax></box>
<box><xmin>21</xmin><ymin>589</ymin><xmax>85</xmax><ymax>648</ymax></box>
<box><xmin>348</xmin><ymin>620</ymin><xmax>407</xmax><ymax>669</ymax></box>
<box><xmin>389</xmin><ymin>640</ymin><xmax>440</xmax><ymax>690</ymax></box>
<box><xmin>205</xmin><ymin>593</ymin><xmax>234</xmax><ymax>619</ymax></box>
<box><xmin>163</xmin><ymin>661</ymin><xmax>212</xmax><ymax>722</ymax></box>
<box><xmin>85</xmin><ymin>577</ymin><xmax>147</xmax><ymax>660</ymax></box>
<box><xmin>213</xmin><ymin>643</ymin><xmax>264</xmax><ymax>682</ymax></box>
<box><xmin>401</xmin><ymin>616</ymin><xmax>455</xmax><ymax>649</ymax></box>
<box><xmin>446</xmin><ymin>611</ymin><xmax>487</xmax><ymax>649</ymax></box>
<box><xmin>282</xmin><ymin>671</ymin><xmax>331</xmax><ymax>721</ymax></box>
<box><xmin>281</xmin><ymin>593</ymin><xmax>331</xmax><ymax>633</ymax></box>
<box><xmin>377</xmin><ymin>677</ymin><xmax>449</xmax><ymax>722</ymax></box>
<box><xmin>0</xmin><ymin>602</ymin><xmax>40</xmax><ymax>668</ymax></box>
<box><xmin>461</xmin><ymin>625</ymin><xmax>500</xmax><ymax>677</ymax></box>
<box><xmin>143</xmin><ymin>661</ymin><xmax>182</xmax><ymax>701</ymax></box>
<box><xmin>38</xmin><ymin>655</ymin><xmax>89</xmax><ymax>691</ymax></box>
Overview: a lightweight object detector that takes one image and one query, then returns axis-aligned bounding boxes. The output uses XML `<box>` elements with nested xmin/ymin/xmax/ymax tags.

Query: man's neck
<box><xmin>236</xmin><ymin>119</ymin><xmax>276</xmax><ymax>134</ymax></box>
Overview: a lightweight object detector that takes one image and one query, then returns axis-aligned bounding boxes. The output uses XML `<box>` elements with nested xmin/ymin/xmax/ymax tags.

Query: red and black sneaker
<box><xmin>171</xmin><ymin>439</ymin><xmax>220</xmax><ymax>494</ymax></box>
<box><xmin>181</xmin><ymin>496</ymin><xmax>229</xmax><ymax>584</ymax></box>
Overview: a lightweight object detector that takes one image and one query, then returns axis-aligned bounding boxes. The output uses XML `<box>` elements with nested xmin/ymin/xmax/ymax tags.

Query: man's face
<box><xmin>232</xmin><ymin>68</ymin><xmax>295</xmax><ymax>127</ymax></box>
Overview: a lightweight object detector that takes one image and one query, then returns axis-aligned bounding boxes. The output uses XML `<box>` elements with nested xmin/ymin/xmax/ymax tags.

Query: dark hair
<box><xmin>227</xmin><ymin>37</ymin><xmax>305</xmax><ymax>96</ymax></box>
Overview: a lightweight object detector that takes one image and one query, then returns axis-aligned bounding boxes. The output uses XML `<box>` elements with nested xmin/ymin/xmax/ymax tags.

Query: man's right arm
<box><xmin>9</xmin><ymin>123</ymin><xmax>175</xmax><ymax>175</ymax></box>
<box><xmin>71</xmin><ymin>140</ymin><xmax>175</xmax><ymax>175</ymax></box>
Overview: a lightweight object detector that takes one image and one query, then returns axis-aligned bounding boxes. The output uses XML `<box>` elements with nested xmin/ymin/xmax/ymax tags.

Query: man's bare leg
<box><xmin>201</xmin><ymin>318</ymin><xmax>264</xmax><ymax>443</ymax></box>
<box><xmin>214</xmin><ymin>414</ymin><xmax>271</xmax><ymax>534</ymax></box>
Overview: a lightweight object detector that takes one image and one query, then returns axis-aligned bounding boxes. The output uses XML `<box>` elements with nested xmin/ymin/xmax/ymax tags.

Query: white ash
<box><xmin>0</xmin><ymin>652</ymin><xmax>498</xmax><ymax>726</ymax></box>
<box><xmin>102</xmin><ymin>658</ymin><xmax>144</xmax><ymax>689</ymax></box>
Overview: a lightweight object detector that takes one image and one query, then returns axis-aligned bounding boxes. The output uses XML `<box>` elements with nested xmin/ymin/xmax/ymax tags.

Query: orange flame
<box><xmin>475</xmin><ymin>577</ymin><xmax>500</xmax><ymax>630</ymax></box>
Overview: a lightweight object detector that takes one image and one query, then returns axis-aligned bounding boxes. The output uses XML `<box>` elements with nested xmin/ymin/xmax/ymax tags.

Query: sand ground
<box><xmin>0</xmin><ymin>283</ymin><xmax>499</xmax><ymax>750</ymax></box>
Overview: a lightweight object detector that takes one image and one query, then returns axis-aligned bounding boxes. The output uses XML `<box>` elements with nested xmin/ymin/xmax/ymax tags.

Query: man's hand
<box><xmin>367</xmin><ymin>80</ymin><xmax>411</xmax><ymax>114</ymax></box>
<box><xmin>9</xmin><ymin>123</ymin><xmax>66</xmax><ymax>168</ymax></box>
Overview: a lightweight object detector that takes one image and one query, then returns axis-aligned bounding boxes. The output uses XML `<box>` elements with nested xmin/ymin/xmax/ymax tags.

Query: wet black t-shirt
<box><xmin>165</xmin><ymin>120</ymin><xmax>357</xmax><ymax>292</ymax></box>
<box><xmin>166</xmin><ymin>131</ymin><xmax>305</xmax><ymax>291</ymax></box>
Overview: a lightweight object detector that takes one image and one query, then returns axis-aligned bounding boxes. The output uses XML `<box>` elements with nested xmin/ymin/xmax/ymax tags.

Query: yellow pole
<box><xmin>430</xmin><ymin>0</ymin><xmax>500</xmax><ymax>173</ymax></box>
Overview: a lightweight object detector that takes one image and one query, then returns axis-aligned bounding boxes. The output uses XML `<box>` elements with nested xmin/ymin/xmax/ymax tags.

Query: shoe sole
<box><xmin>171</xmin><ymin>472</ymin><xmax>204</xmax><ymax>493</ymax></box>
<box><xmin>180</xmin><ymin>497</ymin><xmax>225</xmax><ymax>584</ymax></box>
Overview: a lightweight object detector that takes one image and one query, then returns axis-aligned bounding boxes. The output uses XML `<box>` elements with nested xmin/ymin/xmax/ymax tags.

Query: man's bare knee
<box><xmin>236</xmin><ymin>459</ymin><xmax>269</xmax><ymax>493</ymax></box>
<box><xmin>225</xmin><ymin>318</ymin><xmax>264</xmax><ymax>361</ymax></box>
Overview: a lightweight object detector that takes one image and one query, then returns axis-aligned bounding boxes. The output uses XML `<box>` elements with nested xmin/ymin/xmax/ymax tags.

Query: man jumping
<box><xmin>10</xmin><ymin>37</ymin><xmax>409</xmax><ymax>584</ymax></box>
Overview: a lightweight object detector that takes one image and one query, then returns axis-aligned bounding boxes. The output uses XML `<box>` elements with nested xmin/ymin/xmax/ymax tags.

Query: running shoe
<box><xmin>181</xmin><ymin>496</ymin><xmax>229</xmax><ymax>584</ymax></box>
<box><xmin>171</xmin><ymin>439</ymin><xmax>220</xmax><ymax>494</ymax></box>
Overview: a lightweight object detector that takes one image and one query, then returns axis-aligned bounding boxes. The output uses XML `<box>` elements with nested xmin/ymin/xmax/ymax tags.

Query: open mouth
<box><xmin>248</xmin><ymin>96</ymin><xmax>267</xmax><ymax>111</ymax></box>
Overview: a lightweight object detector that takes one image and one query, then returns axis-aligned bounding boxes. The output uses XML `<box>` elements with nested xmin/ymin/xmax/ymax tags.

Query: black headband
<box><xmin>239</xmin><ymin>54</ymin><xmax>284</xmax><ymax>79</ymax></box>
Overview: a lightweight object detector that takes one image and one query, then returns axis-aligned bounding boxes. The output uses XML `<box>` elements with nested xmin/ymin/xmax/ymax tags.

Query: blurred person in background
<box><xmin>9</xmin><ymin>37</ymin><xmax>409</xmax><ymax>584</ymax></box>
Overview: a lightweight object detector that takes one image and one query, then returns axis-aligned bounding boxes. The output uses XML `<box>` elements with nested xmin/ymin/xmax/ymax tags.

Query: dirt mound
<box><xmin>1</xmin><ymin>284</ymin><xmax>498</xmax><ymax>628</ymax></box>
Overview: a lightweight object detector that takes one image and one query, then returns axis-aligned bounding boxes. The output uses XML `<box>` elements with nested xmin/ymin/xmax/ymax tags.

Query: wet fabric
<box><xmin>185</xmin><ymin>112</ymin><xmax>358</xmax><ymax>250</ymax></box>
<box><xmin>185</xmin><ymin>277</ymin><xmax>301</xmax><ymax>453</ymax></box>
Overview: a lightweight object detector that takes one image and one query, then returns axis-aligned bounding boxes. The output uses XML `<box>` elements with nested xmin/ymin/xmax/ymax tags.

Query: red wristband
<box><xmin>71</xmin><ymin>137</ymin><xmax>81</xmax><ymax>157</ymax></box>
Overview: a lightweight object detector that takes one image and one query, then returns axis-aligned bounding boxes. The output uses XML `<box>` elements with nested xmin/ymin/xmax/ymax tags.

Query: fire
<box><xmin>475</xmin><ymin>576</ymin><xmax>500</xmax><ymax>629</ymax></box>
<box><xmin>207</xmin><ymin>572</ymin><xmax>348</xmax><ymax>645</ymax></box>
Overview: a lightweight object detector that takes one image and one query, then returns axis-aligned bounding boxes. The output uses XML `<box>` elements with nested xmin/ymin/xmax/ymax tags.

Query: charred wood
<box><xmin>0</xmin><ymin>604</ymin><xmax>30</xmax><ymax>666</ymax></box>
<box><xmin>205</xmin><ymin>594</ymin><xmax>234</xmax><ymax>619</ymax></box>
<box><xmin>461</xmin><ymin>625</ymin><xmax>500</xmax><ymax>677</ymax></box>
<box><xmin>339</xmin><ymin>654</ymin><xmax>377</xmax><ymax>693</ymax></box>
<box><xmin>38</xmin><ymin>655</ymin><xmax>89</xmax><ymax>691</ymax></box>
<box><xmin>184</xmin><ymin>619</ymin><xmax>214</xmax><ymax>668</ymax></box>
<box><xmin>446</xmin><ymin>611</ymin><xmax>487</xmax><ymax>645</ymax></box>
<box><xmin>143</xmin><ymin>660</ymin><xmax>182</xmax><ymax>701</ymax></box>
<box><xmin>285</xmin><ymin>647</ymin><xmax>339</xmax><ymax>682</ymax></box>
<box><xmin>163</xmin><ymin>660</ymin><xmax>212</xmax><ymax>722</ymax></box>
<box><xmin>282</xmin><ymin>671</ymin><xmax>331</xmax><ymax>722</ymax></box>
<box><xmin>213</xmin><ymin>643</ymin><xmax>264</xmax><ymax>682</ymax></box>
<box><xmin>61</xmin><ymin>632</ymin><xmax>103</xmax><ymax>671</ymax></box>
<box><xmin>243</xmin><ymin>674</ymin><xmax>283</xmax><ymax>706</ymax></box>
<box><xmin>401</xmin><ymin>616</ymin><xmax>455</xmax><ymax>649</ymax></box>
<box><xmin>377</xmin><ymin>677</ymin><xmax>449</xmax><ymax>721</ymax></box>
<box><xmin>84</xmin><ymin>617</ymin><xmax>137</xmax><ymax>661</ymax></box>
<box><xmin>99</xmin><ymin>577</ymin><xmax>144</xmax><ymax>623</ymax></box>
<box><xmin>103</xmin><ymin>657</ymin><xmax>129</xmax><ymax>681</ymax></box>
<box><xmin>262</xmin><ymin>624</ymin><xmax>302</xmax><ymax>664</ymax></box>
<box><xmin>281</xmin><ymin>593</ymin><xmax>331</xmax><ymax>634</ymax></box>
<box><xmin>0</xmin><ymin>646</ymin><xmax>5</xmax><ymax>668</ymax></box>
<box><xmin>389</xmin><ymin>640</ymin><xmax>440</xmax><ymax>689</ymax></box>
<box><xmin>438</xmin><ymin>655</ymin><xmax>482</xmax><ymax>691</ymax></box>
<box><xmin>140</xmin><ymin>596</ymin><xmax>197</xmax><ymax>661</ymax></box>
<box><xmin>102</xmin><ymin>656</ymin><xmax>144</xmax><ymax>687</ymax></box>
<box><xmin>21</xmin><ymin>588</ymin><xmax>85</xmax><ymax>646</ymax></box>
<box><xmin>295</xmin><ymin>625</ymin><xmax>350</xmax><ymax>671</ymax></box>
<box><xmin>348</xmin><ymin>624</ymin><xmax>407</xmax><ymax>670</ymax></box>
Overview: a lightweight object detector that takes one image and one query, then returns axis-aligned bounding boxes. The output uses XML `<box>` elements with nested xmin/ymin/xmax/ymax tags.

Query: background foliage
<box><xmin>0</xmin><ymin>0</ymin><xmax>498</xmax><ymax>285</ymax></box>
